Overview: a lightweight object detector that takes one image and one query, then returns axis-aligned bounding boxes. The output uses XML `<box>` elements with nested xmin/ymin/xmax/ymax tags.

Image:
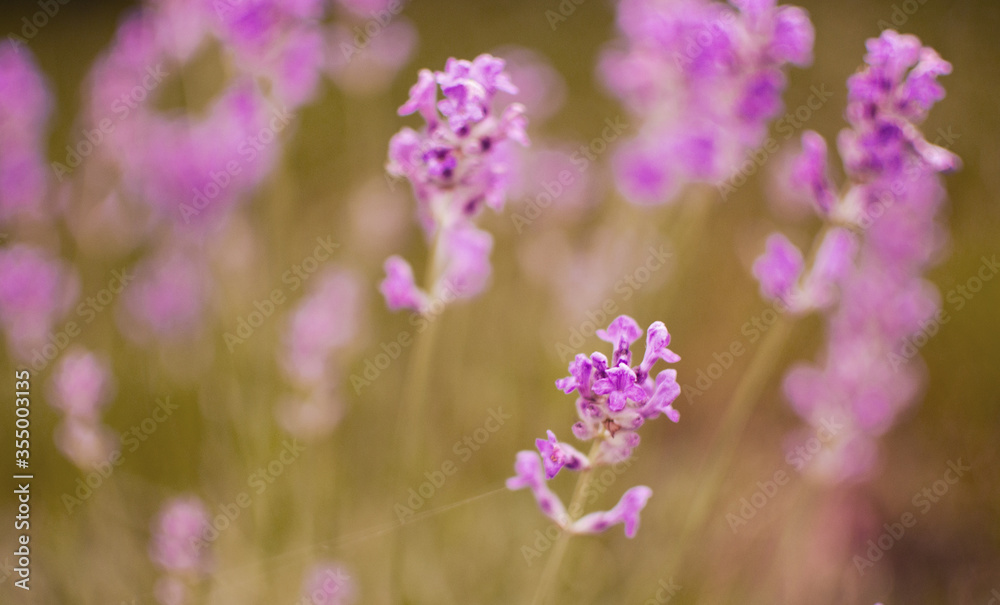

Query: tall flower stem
<box><xmin>654</xmin><ymin>185</ymin><xmax>716</xmax><ymax>318</ymax></box>
<box><xmin>530</xmin><ymin>442</ymin><xmax>601</xmax><ymax>605</ymax></box>
<box><xmin>390</xmin><ymin>226</ymin><xmax>447</xmax><ymax>601</ymax></box>
<box><xmin>667</xmin><ymin>217</ymin><xmax>845</xmax><ymax>572</ymax></box>
<box><xmin>669</xmin><ymin>315</ymin><xmax>794</xmax><ymax>570</ymax></box>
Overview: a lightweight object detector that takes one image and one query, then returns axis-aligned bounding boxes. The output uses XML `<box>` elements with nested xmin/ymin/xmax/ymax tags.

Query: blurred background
<box><xmin>1</xmin><ymin>0</ymin><xmax>998</xmax><ymax>603</ymax></box>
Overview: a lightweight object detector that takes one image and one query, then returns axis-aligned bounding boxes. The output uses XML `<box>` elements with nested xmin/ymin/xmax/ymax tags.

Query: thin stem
<box><xmin>389</xmin><ymin>226</ymin><xmax>448</xmax><ymax>601</ymax></box>
<box><xmin>655</xmin><ymin>184</ymin><xmax>716</xmax><ymax>318</ymax></box>
<box><xmin>668</xmin><ymin>313</ymin><xmax>796</xmax><ymax>573</ymax></box>
<box><xmin>530</xmin><ymin>443</ymin><xmax>601</xmax><ymax>605</ymax></box>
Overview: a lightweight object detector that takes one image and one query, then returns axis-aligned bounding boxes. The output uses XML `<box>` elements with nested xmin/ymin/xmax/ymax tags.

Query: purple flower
<box><xmin>0</xmin><ymin>245</ymin><xmax>79</xmax><ymax>361</ymax></box>
<box><xmin>0</xmin><ymin>41</ymin><xmax>52</xmax><ymax>222</ymax></box>
<box><xmin>119</xmin><ymin>247</ymin><xmax>208</xmax><ymax>345</ymax></box>
<box><xmin>752</xmin><ymin>233</ymin><xmax>803</xmax><ymax>305</ymax></box>
<box><xmin>556</xmin><ymin>353</ymin><xmax>594</xmax><ymax>398</ymax></box>
<box><xmin>150</xmin><ymin>496</ymin><xmax>211</xmax><ymax>573</ymax></box>
<box><xmin>379</xmin><ymin>256</ymin><xmax>427</xmax><ymax>313</ymax></box>
<box><xmin>535</xmin><ymin>430</ymin><xmax>591</xmax><ymax>479</ymax></box>
<box><xmin>799</xmin><ymin>228</ymin><xmax>857</xmax><ymax>310</ymax></box>
<box><xmin>570</xmin><ymin>486</ymin><xmax>652</xmax><ymax>538</ymax></box>
<box><xmin>282</xmin><ymin>268</ymin><xmax>365</xmax><ymax>386</ymax></box>
<box><xmin>398</xmin><ymin>69</ymin><xmax>438</xmax><ymax>122</ymax></box>
<box><xmin>641</xmin><ymin>370</ymin><xmax>681</xmax><ymax>422</ymax></box>
<box><xmin>638</xmin><ymin>321</ymin><xmax>680</xmax><ymax>379</ymax></box>
<box><xmin>600</xmin><ymin>0</ymin><xmax>815</xmax><ymax>205</ymax></box>
<box><xmin>597</xmin><ymin>314</ymin><xmax>642</xmax><ymax>366</ymax></box>
<box><xmin>792</xmin><ymin>131</ymin><xmax>836</xmax><ymax>214</ymax></box>
<box><xmin>840</xmin><ymin>30</ymin><xmax>958</xmax><ymax>181</ymax></box>
<box><xmin>593</xmin><ymin>365</ymin><xmax>647</xmax><ymax>412</ymax></box>
<box><xmin>506</xmin><ymin>451</ymin><xmax>568</xmax><ymax>525</ymax></box>
<box><xmin>510</xmin><ymin>316</ymin><xmax>680</xmax><ymax>538</ymax></box>
<box><xmin>48</xmin><ymin>348</ymin><xmax>115</xmax><ymax>419</ymax></box>
<box><xmin>440</xmin><ymin>225</ymin><xmax>493</xmax><ymax>300</ymax></box>
<box><xmin>381</xmin><ymin>54</ymin><xmax>529</xmax><ymax>313</ymax></box>
<box><xmin>767</xmin><ymin>31</ymin><xmax>958</xmax><ymax>483</ymax></box>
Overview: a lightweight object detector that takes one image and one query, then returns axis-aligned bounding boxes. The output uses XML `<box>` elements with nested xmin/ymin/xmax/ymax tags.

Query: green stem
<box><xmin>668</xmin><ymin>314</ymin><xmax>796</xmax><ymax>573</ymax></box>
<box><xmin>389</xmin><ymin>226</ymin><xmax>448</xmax><ymax>602</ymax></box>
<box><xmin>530</xmin><ymin>443</ymin><xmax>600</xmax><ymax>605</ymax></box>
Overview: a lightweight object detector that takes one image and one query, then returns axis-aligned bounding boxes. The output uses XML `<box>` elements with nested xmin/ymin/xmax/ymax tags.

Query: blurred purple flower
<box><xmin>600</xmin><ymin>0</ymin><xmax>814</xmax><ymax>205</ymax></box>
<box><xmin>150</xmin><ymin>496</ymin><xmax>211</xmax><ymax>575</ymax></box>
<box><xmin>53</xmin><ymin>419</ymin><xmax>117</xmax><ymax>471</ymax></box>
<box><xmin>752</xmin><ymin>232</ymin><xmax>804</xmax><ymax>305</ymax></box>
<box><xmin>119</xmin><ymin>247</ymin><xmax>208</xmax><ymax>345</ymax></box>
<box><xmin>281</xmin><ymin>268</ymin><xmax>365</xmax><ymax>386</ymax></box>
<box><xmin>0</xmin><ymin>245</ymin><xmax>79</xmax><ymax>361</ymax></box>
<box><xmin>48</xmin><ymin>347</ymin><xmax>115</xmax><ymax>419</ymax></box>
<box><xmin>765</xmin><ymin>31</ymin><xmax>957</xmax><ymax>482</ymax></box>
<box><xmin>0</xmin><ymin>41</ymin><xmax>53</xmax><ymax>223</ymax></box>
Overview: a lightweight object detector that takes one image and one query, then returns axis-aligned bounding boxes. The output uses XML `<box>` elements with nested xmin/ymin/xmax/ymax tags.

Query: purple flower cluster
<box><xmin>80</xmin><ymin>0</ymin><xmax>323</xmax><ymax>227</ymax></box>
<box><xmin>48</xmin><ymin>348</ymin><xmax>118</xmax><ymax>470</ymax></box>
<box><xmin>118</xmin><ymin>246</ymin><xmax>210</xmax><ymax>346</ymax></box>
<box><xmin>150</xmin><ymin>495</ymin><xmax>212</xmax><ymax>605</ymax></box>
<box><xmin>277</xmin><ymin>268</ymin><xmax>366</xmax><ymax>440</ymax></box>
<box><xmin>600</xmin><ymin>0</ymin><xmax>814</xmax><ymax>204</ymax></box>
<box><xmin>0</xmin><ymin>41</ymin><xmax>53</xmax><ymax>223</ymax></box>
<box><xmin>380</xmin><ymin>54</ymin><xmax>528</xmax><ymax>313</ymax></box>
<box><xmin>507</xmin><ymin>315</ymin><xmax>680</xmax><ymax>537</ymax></box>
<box><xmin>754</xmin><ymin>31</ymin><xmax>957</xmax><ymax>482</ymax></box>
<box><xmin>0</xmin><ymin>245</ymin><xmax>79</xmax><ymax>362</ymax></box>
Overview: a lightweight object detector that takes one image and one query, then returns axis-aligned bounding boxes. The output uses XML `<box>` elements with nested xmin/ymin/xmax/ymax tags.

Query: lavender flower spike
<box><xmin>761</xmin><ymin>30</ymin><xmax>958</xmax><ymax>482</ymax></box>
<box><xmin>509</xmin><ymin>315</ymin><xmax>681</xmax><ymax>539</ymax></box>
<box><xmin>380</xmin><ymin>54</ymin><xmax>529</xmax><ymax>313</ymax></box>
